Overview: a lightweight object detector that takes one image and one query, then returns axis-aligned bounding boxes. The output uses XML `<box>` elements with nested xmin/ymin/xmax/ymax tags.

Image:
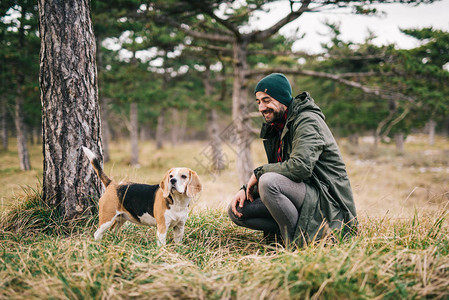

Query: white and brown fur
<box><xmin>82</xmin><ymin>147</ymin><xmax>202</xmax><ymax>246</ymax></box>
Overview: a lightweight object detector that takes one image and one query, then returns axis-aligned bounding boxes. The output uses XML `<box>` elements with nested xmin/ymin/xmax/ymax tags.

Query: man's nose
<box><xmin>258</xmin><ymin>102</ymin><xmax>266</xmax><ymax>112</ymax></box>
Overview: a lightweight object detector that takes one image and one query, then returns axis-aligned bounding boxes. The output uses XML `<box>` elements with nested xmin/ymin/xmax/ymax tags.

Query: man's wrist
<box><xmin>240</xmin><ymin>185</ymin><xmax>247</xmax><ymax>199</ymax></box>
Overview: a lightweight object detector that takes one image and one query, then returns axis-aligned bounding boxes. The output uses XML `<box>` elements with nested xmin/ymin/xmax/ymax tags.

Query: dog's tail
<box><xmin>82</xmin><ymin>146</ymin><xmax>112</xmax><ymax>187</ymax></box>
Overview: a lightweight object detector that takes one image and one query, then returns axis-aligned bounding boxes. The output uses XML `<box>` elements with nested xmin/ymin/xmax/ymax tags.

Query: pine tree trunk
<box><xmin>33</xmin><ymin>127</ymin><xmax>41</xmax><ymax>145</ymax></box>
<box><xmin>232</xmin><ymin>41</ymin><xmax>254</xmax><ymax>185</ymax></box>
<box><xmin>203</xmin><ymin>68</ymin><xmax>226</xmax><ymax>171</ymax></box>
<box><xmin>427</xmin><ymin>119</ymin><xmax>436</xmax><ymax>146</ymax></box>
<box><xmin>15</xmin><ymin>80</ymin><xmax>31</xmax><ymax>171</ymax></box>
<box><xmin>130</xmin><ymin>102</ymin><xmax>139</xmax><ymax>167</ymax></box>
<box><xmin>207</xmin><ymin>109</ymin><xmax>226</xmax><ymax>171</ymax></box>
<box><xmin>179</xmin><ymin>110</ymin><xmax>188</xmax><ymax>143</ymax></box>
<box><xmin>1</xmin><ymin>96</ymin><xmax>8</xmax><ymax>150</ymax></box>
<box><xmin>100</xmin><ymin>97</ymin><xmax>111</xmax><ymax>162</ymax></box>
<box><xmin>38</xmin><ymin>0</ymin><xmax>103</xmax><ymax>220</ymax></box>
<box><xmin>394</xmin><ymin>133</ymin><xmax>405</xmax><ymax>153</ymax></box>
<box><xmin>97</xmin><ymin>38</ymin><xmax>110</xmax><ymax>162</ymax></box>
<box><xmin>170</xmin><ymin>108</ymin><xmax>180</xmax><ymax>147</ymax></box>
<box><xmin>156</xmin><ymin>111</ymin><xmax>165</xmax><ymax>150</ymax></box>
<box><xmin>373</xmin><ymin>130</ymin><xmax>379</xmax><ymax>149</ymax></box>
<box><xmin>14</xmin><ymin>6</ymin><xmax>31</xmax><ymax>170</ymax></box>
<box><xmin>348</xmin><ymin>133</ymin><xmax>359</xmax><ymax>146</ymax></box>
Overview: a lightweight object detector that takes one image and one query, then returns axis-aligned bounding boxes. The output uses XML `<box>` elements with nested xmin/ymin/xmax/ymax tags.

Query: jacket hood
<box><xmin>289</xmin><ymin>92</ymin><xmax>325</xmax><ymax>121</ymax></box>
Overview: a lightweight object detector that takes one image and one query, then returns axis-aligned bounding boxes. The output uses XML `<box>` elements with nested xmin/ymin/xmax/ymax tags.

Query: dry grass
<box><xmin>1</xmin><ymin>134</ymin><xmax>449</xmax><ymax>299</ymax></box>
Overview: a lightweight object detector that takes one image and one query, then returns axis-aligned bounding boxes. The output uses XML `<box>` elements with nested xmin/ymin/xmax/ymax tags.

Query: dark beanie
<box><xmin>254</xmin><ymin>73</ymin><xmax>293</xmax><ymax>107</ymax></box>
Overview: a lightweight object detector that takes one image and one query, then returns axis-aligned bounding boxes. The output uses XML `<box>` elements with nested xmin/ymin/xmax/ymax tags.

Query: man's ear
<box><xmin>160</xmin><ymin>168</ymin><xmax>174</xmax><ymax>198</ymax></box>
<box><xmin>186</xmin><ymin>170</ymin><xmax>202</xmax><ymax>198</ymax></box>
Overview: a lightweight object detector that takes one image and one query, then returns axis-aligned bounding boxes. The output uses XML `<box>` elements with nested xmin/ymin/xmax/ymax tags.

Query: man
<box><xmin>228</xmin><ymin>73</ymin><xmax>357</xmax><ymax>246</ymax></box>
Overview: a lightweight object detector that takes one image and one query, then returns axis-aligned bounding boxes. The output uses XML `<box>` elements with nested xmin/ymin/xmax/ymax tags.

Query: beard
<box><xmin>262</xmin><ymin>106</ymin><xmax>286</xmax><ymax>123</ymax></box>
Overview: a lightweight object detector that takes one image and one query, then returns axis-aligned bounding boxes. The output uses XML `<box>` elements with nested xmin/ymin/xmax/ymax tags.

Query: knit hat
<box><xmin>254</xmin><ymin>73</ymin><xmax>293</xmax><ymax>107</ymax></box>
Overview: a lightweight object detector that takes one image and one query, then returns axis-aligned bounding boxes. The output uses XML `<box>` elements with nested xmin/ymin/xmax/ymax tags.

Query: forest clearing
<box><xmin>1</xmin><ymin>135</ymin><xmax>448</xmax><ymax>299</ymax></box>
<box><xmin>2</xmin><ymin>0</ymin><xmax>449</xmax><ymax>298</ymax></box>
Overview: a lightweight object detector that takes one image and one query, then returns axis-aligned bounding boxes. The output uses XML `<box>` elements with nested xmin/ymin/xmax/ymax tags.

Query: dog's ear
<box><xmin>160</xmin><ymin>168</ymin><xmax>173</xmax><ymax>198</ymax></box>
<box><xmin>186</xmin><ymin>170</ymin><xmax>202</xmax><ymax>198</ymax></box>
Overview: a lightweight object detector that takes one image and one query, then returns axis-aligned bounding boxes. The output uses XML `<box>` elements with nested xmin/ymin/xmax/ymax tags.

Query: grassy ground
<box><xmin>1</xmin><ymin>135</ymin><xmax>449</xmax><ymax>299</ymax></box>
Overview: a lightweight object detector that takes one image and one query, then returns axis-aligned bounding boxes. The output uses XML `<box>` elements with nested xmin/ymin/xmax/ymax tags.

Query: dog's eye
<box><xmin>181</xmin><ymin>175</ymin><xmax>187</xmax><ymax>179</ymax></box>
<box><xmin>169</xmin><ymin>175</ymin><xmax>173</xmax><ymax>178</ymax></box>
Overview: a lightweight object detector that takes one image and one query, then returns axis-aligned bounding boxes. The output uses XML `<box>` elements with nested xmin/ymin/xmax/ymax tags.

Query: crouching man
<box><xmin>228</xmin><ymin>73</ymin><xmax>357</xmax><ymax>246</ymax></box>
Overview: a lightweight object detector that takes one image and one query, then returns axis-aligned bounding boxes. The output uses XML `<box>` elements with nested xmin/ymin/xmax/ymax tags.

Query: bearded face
<box><xmin>256</xmin><ymin>92</ymin><xmax>288</xmax><ymax>123</ymax></box>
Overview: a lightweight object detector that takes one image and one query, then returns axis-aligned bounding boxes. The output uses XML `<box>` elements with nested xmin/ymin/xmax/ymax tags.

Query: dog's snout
<box><xmin>170</xmin><ymin>178</ymin><xmax>177</xmax><ymax>185</ymax></box>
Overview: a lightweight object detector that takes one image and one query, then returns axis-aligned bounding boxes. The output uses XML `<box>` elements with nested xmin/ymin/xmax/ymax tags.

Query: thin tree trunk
<box><xmin>140</xmin><ymin>126</ymin><xmax>148</xmax><ymax>141</ymax></box>
<box><xmin>14</xmin><ymin>5</ymin><xmax>31</xmax><ymax>170</ymax></box>
<box><xmin>208</xmin><ymin>109</ymin><xmax>226</xmax><ymax>171</ymax></box>
<box><xmin>348</xmin><ymin>133</ymin><xmax>359</xmax><ymax>146</ymax></box>
<box><xmin>97</xmin><ymin>38</ymin><xmax>110</xmax><ymax>162</ymax></box>
<box><xmin>170</xmin><ymin>108</ymin><xmax>180</xmax><ymax>147</ymax></box>
<box><xmin>1</xmin><ymin>96</ymin><xmax>8</xmax><ymax>150</ymax></box>
<box><xmin>203</xmin><ymin>67</ymin><xmax>226</xmax><ymax>171</ymax></box>
<box><xmin>179</xmin><ymin>110</ymin><xmax>188</xmax><ymax>143</ymax></box>
<box><xmin>15</xmin><ymin>77</ymin><xmax>31</xmax><ymax>171</ymax></box>
<box><xmin>100</xmin><ymin>97</ymin><xmax>111</xmax><ymax>162</ymax></box>
<box><xmin>427</xmin><ymin>119</ymin><xmax>436</xmax><ymax>146</ymax></box>
<box><xmin>39</xmin><ymin>0</ymin><xmax>103</xmax><ymax>220</ymax></box>
<box><xmin>156</xmin><ymin>111</ymin><xmax>165</xmax><ymax>150</ymax></box>
<box><xmin>34</xmin><ymin>126</ymin><xmax>41</xmax><ymax>145</ymax></box>
<box><xmin>130</xmin><ymin>102</ymin><xmax>139</xmax><ymax>167</ymax></box>
<box><xmin>394</xmin><ymin>132</ymin><xmax>405</xmax><ymax>153</ymax></box>
<box><xmin>232</xmin><ymin>41</ymin><xmax>254</xmax><ymax>185</ymax></box>
<box><xmin>373</xmin><ymin>130</ymin><xmax>379</xmax><ymax>149</ymax></box>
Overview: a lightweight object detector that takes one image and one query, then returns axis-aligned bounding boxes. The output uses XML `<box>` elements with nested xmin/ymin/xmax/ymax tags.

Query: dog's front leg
<box><xmin>156</xmin><ymin>225</ymin><xmax>167</xmax><ymax>246</ymax></box>
<box><xmin>173</xmin><ymin>223</ymin><xmax>185</xmax><ymax>243</ymax></box>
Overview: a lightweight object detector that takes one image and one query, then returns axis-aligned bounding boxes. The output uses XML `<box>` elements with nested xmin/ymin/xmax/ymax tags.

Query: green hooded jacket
<box><xmin>253</xmin><ymin>92</ymin><xmax>358</xmax><ymax>245</ymax></box>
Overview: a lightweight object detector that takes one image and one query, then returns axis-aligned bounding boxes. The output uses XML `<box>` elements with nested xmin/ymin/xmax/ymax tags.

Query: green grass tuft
<box><xmin>0</xmin><ymin>185</ymin><xmax>98</xmax><ymax>237</ymax></box>
<box><xmin>1</xmin><ymin>192</ymin><xmax>448</xmax><ymax>299</ymax></box>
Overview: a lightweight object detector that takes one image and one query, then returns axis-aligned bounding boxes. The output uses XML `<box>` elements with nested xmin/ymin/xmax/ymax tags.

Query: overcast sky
<box><xmin>249</xmin><ymin>0</ymin><xmax>449</xmax><ymax>53</ymax></box>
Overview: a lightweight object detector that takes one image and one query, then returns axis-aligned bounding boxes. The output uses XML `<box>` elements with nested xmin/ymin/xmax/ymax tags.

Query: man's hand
<box><xmin>230</xmin><ymin>189</ymin><xmax>246</xmax><ymax>218</ymax></box>
<box><xmin>246</xmin><ymin>173</ymin><xmax>258</xmax><ymax>203</ymax></box>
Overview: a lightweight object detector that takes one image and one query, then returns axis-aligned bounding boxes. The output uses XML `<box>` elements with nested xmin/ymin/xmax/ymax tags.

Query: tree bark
<box><xmin>130</xmin><ymin>102</ymin><xmax>139</xmax><ymax>167</ymax></box>
<box><xmin>394</xmin><ymin>132</ymin><xmax>405</xmax><ymax>153</ymax></box>
<box><xmin>96</xmin><ymin>37</ymin><xmax>110</xmax><ymax>162</ymax></box>
<box><xmin>203</xmin><ymin>68</ymin><xmax>226</xmax><ymax>171</ymax></box>
<box><xmin>170</xmin><ymin>108</ymin><xmax>180</xmax><ymax>147</ymax></box>
<box><xmin>348</xmin><ymin>133</ymin><xmax>359</xmax><ymax>146</ymax></box>
<box><xmin>232</xmin><ymin>41</ymin><xmax>254</xmax><ymax>185</ymax></box>
<box><xmin>156</xmin><ymin>110</ymin><xmax>165</xmax><ymax>150</ymax></box>
<box><xmin>1</xmin><ymin>96</ymin><xmax>8</xmax><ymax>150</ymax></box>
<box><xmin>15</xmin><ymin>75</ymin><xmax>31</xmax><ymax>171</ymax></box>
<box><xmin>100</xmin><ymin>97</ymin><xmax>111</xmax><ymax>162</ymax></box>
<box><xmin>14</xmin><ymin>5</ymin><xmax>31</xmax><ymax>170</ymax></box>
<box><xmin>179</xmin><ymin>110</ymin><xmax>188</xmax><ymax>143</ymax></box>
<box><xmin>38</xmin><ymin>0</ymin><xmax>103</xmax><ymax>220</ymax></box>
<box><xmin>427</xmin><ymin>119</ymin><xmax>436</xmax><ymax>146</ymax></box>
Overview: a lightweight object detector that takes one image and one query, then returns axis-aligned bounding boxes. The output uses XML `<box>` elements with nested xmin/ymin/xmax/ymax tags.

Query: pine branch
<box><xmin>248</xmin><ymin>0</ymin><xmax>312</xmax><ymax>42</ymax></box>
<box><xmin>247</xmin><ymin>49</ymin><xmax>314</xmax><ymax>57</ymax></box>
<box><xmin>156</xmin><ymin>15</ymin><xmax>234</xmax><ymax>43</ymax></box>
<box><xmin>248</xmin><ymin>68</ymin><xmax>416</xmax><ymax>103</ymax></box>
<box><xmin>189</xmin><ymin>2</ymin><xmax>241</xmax><ymax>39</ymax></box>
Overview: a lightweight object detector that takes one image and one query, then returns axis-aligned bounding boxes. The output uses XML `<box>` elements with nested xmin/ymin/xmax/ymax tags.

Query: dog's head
<box><xmin>160</xmin><ymin>168</ymin><xmax>202</xmax><ymax>198</ymax></box>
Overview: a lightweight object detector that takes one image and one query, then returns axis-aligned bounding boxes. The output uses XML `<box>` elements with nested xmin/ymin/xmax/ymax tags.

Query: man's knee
<box><xmin>259</xmin><ymin>172</ymin><xmax>283</xmax><ymax>194</ymax></box>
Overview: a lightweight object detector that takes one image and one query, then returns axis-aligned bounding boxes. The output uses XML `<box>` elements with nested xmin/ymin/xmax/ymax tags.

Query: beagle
<box><xmin>82</xmin><ymin>147</ymin><xmax>202</xmax><ymax>246</ymax></box>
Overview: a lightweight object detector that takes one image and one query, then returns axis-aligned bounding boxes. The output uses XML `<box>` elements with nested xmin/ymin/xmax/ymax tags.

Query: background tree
<box><xmin>1</xmin><ymin>1</ymin><xmax>40</xmax><ymax>169</ymax></box>
<box><xmin>153</xmin><ymin>0</ymin><xmax>437</xmax><ymax>185</ymax></box>
<box><xmin>38</xmin><ymin>0</ymin><xmax>103</xmax><ymax>219</ymax></box>
<box><xmin>92</xmin><ymin>0</ymin><xmax>143</xmax><ymax>162</ymax></box>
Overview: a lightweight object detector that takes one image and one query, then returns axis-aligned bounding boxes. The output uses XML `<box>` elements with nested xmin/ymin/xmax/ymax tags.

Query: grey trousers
<box><xmin>228</xmin><ymin>172</ymin><xmax>306</xmax><ymax>242</ymax></box>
